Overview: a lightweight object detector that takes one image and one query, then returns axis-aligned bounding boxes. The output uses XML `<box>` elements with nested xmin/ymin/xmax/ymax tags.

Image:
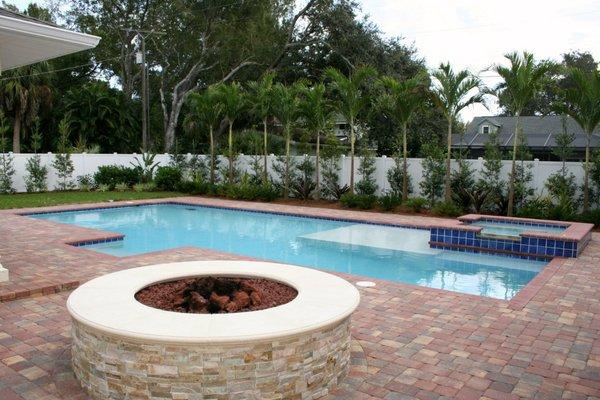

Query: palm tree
<box><xmin>184</xmin><ymin>87</ymin><xmax>224</xmax><ymax>184</ymax></box>
<box><xmin>493</xmin><ymin>52</ymin><xmax>553</xmax><ymax>216</ymax></box>
<box><xmin>271</xmin><ymin>83</ymin><xmax>302</xmax><ymax>198</ymax></box>
<box><xmin>324</xmin><ymin>66</ymin><xmax>376</xmax><ymax>193</ymax></box>
<box><xmin>431</xmin><ymin>62</ymin><xmax>482</xmax><ymax>203</ymax></box>
<box><xmin>247</xmin><ymin>73</ymin><xmax>275</xmax><ymax>184</ymax></box>
<box><xmin>378</xmin><ymin>73</ymin><xmax>429</xmax><ymax>202</ymax></box>
<box><xmin>0</xmin><ymin>62</ymin><xmax>52</xmax><ymax>153</ymax></box>
<box><xmin>558</xmin><ymin>68</ymin><xmax>600</xmax><ymax>212</ymax></box>
<box><xmin>299</xmin><ymin>83</ymin><xmax>333</xmax><ymax>199</ymax></box>
<box><xmin>215</xmin><ymin>83</ymin><xmax>245</xmax><ymax>184</ymax></box>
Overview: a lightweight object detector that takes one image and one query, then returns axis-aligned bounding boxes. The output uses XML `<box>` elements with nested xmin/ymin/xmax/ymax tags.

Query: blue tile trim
<box><xmin>70</xmin><ymin>236</ymin><xmax>124</xmax><ymax>247</ymax></box>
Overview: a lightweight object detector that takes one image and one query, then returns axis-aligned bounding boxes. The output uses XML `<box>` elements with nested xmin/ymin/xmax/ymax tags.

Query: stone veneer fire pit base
<box><xmin>67</xmin><ymin>261</ymin><xmax>360</xmax><ymax>400</ymax></box>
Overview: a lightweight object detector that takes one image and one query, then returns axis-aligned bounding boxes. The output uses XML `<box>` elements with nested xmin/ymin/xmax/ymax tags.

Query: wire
<box><xmin>0</xmin><ymin>57</ymin><xmax>120</xmax><ymax>81</ymax></box>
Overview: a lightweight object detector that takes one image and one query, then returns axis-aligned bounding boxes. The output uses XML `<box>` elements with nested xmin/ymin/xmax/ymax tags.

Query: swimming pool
<box><xmin>471</xmin><ymin>220</ymin><xmax>567</xmax><ymax>237</ymax></box>
<box><xmin>30</xmin><ymin>203</ymin><xmax>546</xmax><ymax>299</ymax></box>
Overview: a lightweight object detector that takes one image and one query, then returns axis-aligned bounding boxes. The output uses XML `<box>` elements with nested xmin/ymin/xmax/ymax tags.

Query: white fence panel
<box><xmin>1</xmin><ymin>152</ymin><xmax>587</xmax><ymax>196</ymax></box>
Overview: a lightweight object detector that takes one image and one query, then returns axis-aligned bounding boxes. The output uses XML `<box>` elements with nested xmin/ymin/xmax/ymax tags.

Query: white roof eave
<box><xmin>0</xmin><ymin>14</ymin><xmax>100</xmax><ymax>71</ymax></box>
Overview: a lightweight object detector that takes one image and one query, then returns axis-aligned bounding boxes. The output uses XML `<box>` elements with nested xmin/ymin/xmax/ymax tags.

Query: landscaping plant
<box><xmin>320</xmin><ymin>134</ymin><xmax>349</xmax><ymax>200</ymax></box>
<box><xmin>52</xmin><ymin>118</ymin><xmax>75</xmax><ymax>191</ymax></box>
<box><xmin>492</xmin><ymin>52</ymin><xmax>554</xmax><ymax>215</ymax></box>
<box><xmin>24</xmin><ymin>120</ymin><xmax>47</xmax><ymax>193</ymax></box>
<box><xmin>419</xmin><ymin>142</ymin><xmax>445</xmax><ymax>207</ymax></box>
<box><xmin>325</xmin><ymin>66</ymin><xmax>376</xmax><ymax>193</ymax></box>
<box><xmin>0</xmin><ymin>114</ymin><xmax>15</xmax><ymax>194</ymax></box>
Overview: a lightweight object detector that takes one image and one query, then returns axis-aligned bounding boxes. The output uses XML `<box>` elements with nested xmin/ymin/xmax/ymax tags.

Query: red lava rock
<box><xmin>250</xmin><ymin>291</ymin><xmax>262</xmax><ymax>306</ymax></box>
<box><xmin>188</xmin><ymin>292</ymin><xmax>208</xmax><ymax>312</ymax></box>
<box><xmin>209</xmin><ymin>292</ymin><xmax>230</xmax><ymax>311</ymax></box>
<box><xmin>225</xmin><ymin>301</ymin><xmax>240</xmax><ymax>313</ymax></box>
<box><xmin>135</xmin><ymin>276</ymin><xmax>297</xmax><ymax>314</ymax></box>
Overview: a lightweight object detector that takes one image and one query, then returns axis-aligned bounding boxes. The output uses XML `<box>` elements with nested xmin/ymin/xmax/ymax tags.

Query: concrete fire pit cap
<box><xmin>67</xmin><ymin>260</ymin><xmax>360</xmax><ymax>343</ymax></box>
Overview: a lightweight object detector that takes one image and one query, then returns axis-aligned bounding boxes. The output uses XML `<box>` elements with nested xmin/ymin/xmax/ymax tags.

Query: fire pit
<box><xmin>67</xmin><ymin>260</ymin><xmax>360</xmax><ymax>399</ymax></box>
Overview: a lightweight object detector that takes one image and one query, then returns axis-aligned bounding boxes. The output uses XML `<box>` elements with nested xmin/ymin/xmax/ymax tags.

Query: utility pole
<box><xmin>124</xmin><ymin>28</ymin><xmax>164</xmax><ymax>152</ymax></box>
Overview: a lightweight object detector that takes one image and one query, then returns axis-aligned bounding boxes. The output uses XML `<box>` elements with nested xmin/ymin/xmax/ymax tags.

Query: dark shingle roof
<box><xmin>0</xmin><ymin>7</ymin><xmax>58</xmax><ymax>28</ymax></box>
<box><xmin>454</xmin><ymin>115</ymin><xmax>600</xmax><ymax>149</ymax></box>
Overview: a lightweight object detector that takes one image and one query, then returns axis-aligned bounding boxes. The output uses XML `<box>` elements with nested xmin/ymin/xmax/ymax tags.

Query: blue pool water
<box><xmin>30</xmin><ymin>204</ymin><xmax>546</xmax><ymax>299</ymax></box>
<box><xmin>471</xmin><ymin>221</ymin><xmax>566</xmax><ymax>237</ymax></box>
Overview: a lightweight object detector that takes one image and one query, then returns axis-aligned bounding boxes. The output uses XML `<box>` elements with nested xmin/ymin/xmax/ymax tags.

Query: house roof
<box><xmin>454</xmin><ymin>115</ymin><xmax>600</xmax><ymax>150</ymax></box>
<box><xmin>0</xmin><ymin>7</ymin><xmax>100</xmax><ymax>71</ymax></box>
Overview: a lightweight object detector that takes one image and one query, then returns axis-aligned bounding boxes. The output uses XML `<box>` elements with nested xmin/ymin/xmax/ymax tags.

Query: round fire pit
<box><xmin>67</xmin><ymin>260</ymin><xmax>360</xmax><ymax>399</ymax></box>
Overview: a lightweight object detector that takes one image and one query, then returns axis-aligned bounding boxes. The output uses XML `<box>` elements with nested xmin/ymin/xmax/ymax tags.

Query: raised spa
<box><xmin>67</xmin><ymin>261</ymin><xmax>360</xmax><ymax>399</ymax></box>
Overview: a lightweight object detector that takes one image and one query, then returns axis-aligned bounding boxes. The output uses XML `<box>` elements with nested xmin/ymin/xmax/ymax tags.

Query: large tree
<box><xmin>431</xmin><ymin>63</ymin><xmax>482</xmax><ymax>202</ymax></box>
<box><xmin>557</xmin><ymin>68</ymin><xmax>600</xmax><ymax>212</ymax></box>
<box><xmin>324</xmin><ymin>66</ymin><xmax>376</xmax><ymax>193</ymax></box>
<box><xmin>378</xmin><ymin>73</ymin><xmax>429</xmax><ymax>201</ymax></box>
<box><xmin>492</xmin><ymin>52</ymin><xmax>554</xmax><ymax>216</ymax></box>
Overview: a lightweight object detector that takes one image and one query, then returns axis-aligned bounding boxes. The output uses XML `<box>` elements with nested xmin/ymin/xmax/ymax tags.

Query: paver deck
<box><xmin>0</xmin><ymin>197</ymin><xmax>599</xmax><ymax>399</ymax></box>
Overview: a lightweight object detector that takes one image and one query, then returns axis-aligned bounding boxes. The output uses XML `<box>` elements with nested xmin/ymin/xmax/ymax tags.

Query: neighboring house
<box><xmin>454</xmin><ymin>116</ymin><xmax>600</xmax><ymax>160</ymax></box>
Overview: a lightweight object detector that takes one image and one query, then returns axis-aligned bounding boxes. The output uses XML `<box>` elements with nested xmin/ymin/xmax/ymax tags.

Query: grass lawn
<box><xmin>0</xmin><ymin>191</ymin><xmax>187</xmax><ymax>210</ymax></box>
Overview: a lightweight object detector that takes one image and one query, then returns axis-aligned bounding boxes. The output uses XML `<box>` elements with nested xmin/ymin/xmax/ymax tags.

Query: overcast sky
<box><xmin>359</xmin><ymin>0</ymin><xmax>600</xmax><ymax>121</ymax></box>
<box><xmin>9</xmin><ymin>0</ymin><xmax>600</xmax><ymax>122</ymax></box>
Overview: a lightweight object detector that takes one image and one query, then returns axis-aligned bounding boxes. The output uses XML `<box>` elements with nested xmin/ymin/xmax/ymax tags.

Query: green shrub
<box><xmin>516</xmin><ymin>197</ymin><xmax>552</xmax><ymax>219</ymax></box>
<box><xmin>340</xmin><ymin>193</ymin><xmax>377</xmax><ymax>209</ymax></box>
<box><xmin>432</xmin><ymin>200</ymin><xmax>462</xmax><ymax>217</ymax></box>
<box><xmin>216</xmin><ymin>182</ymin><xmax>279</xmax><ymax>202</ymax></box>
<box><xmin>155</xmin><ymin>166</ymin><xmax>183</xmax><ymax>191</ymax></box>
<box><xmin>77</xmin><ymin>174</ymin><xmax>95</xmax><ymax>191</ymax></box>
<box><xmin>575</xmin><ymin>209</ymin><xmax>600</xmax><ymax>227</ymax></box>
<box><xmin>97</xmin><ymin>184</ymin><xmax>110</xmax><ymax>192</ymax></box>
<box><xmin>379</xmin><ymin>193</ymin><xmax>402</xmax><ymax>211</ymax></box>
<box><xmin>94</xmin><ymin>165</ymin><xmax>140</xmax><ymax>190</ymax></box>
<box><xmin>175</xmin><ymin>180</ymin><xmax>218</xmax><ymax>195</ymax></box>
<box><xmin>133</xmin><ymin>182</ymin><xmax>157</xmax><ymax>192</ymax></box>
<box><xmin>404</xmin><ymin>197</ymin><xmax>427</xmax><ymax>213</ymax></box>
<box><xmin>114</xmin><ymin>182</ymin><xmax>129</xmax><ymax>192</ymax></box>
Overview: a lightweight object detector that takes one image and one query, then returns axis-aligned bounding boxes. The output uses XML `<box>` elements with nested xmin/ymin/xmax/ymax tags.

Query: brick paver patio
<box><xmin>0</xmin><ymin>197</ymin><xmax>599</xmax><ymax>399</ymax></box>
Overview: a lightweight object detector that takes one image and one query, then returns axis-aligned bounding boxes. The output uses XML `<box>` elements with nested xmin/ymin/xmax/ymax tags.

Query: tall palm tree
<box><xmin>324</xmin><ymin>66</ymin><xmax>376</xmax><ymax>193</ymax></box>
<box><xmin>558</xmin><ymin>68</ymin><xmax>600</xmax><ymax>212</ymax></box>
<box><xmin>378</xmin><ymin>73</ymin><xmax>429</xmax><ymax>202</ymax></box>
<box><xmin>493</xmin><ymin>52</ymin><xmax>553</xmax><ymax>216</ymax></box>
<box><xmin>247</xmin><ymin>73</ymin><xmax>275</xmax><ymax>184</ymax></box>
<box><xmin>431</xmin><ymin>62</ymin><xmax>482</xmax><ymax>203</ymax></box>
<box><xmin>299</xmin><ymin>83</ymin><xmax>333</xmax><ymax>199</ymax></box>
<box><xmin>215</xmin><ymin>83</ymin><xmax>245</xmax><ymax>184</ymax></box>
<box><xmin>184</xmin><ymin>87</ymin><xmax>224</xmax><ymax>184</ymax></box>
<box><xmin>271</xmin><ymin>83</ymin><xmax>302</xmax><ymax>198</ymax></box>
<box><xmin>0</xmin><ymin>62</ymin><xmax>52</xmax><ymax>153</ymax></box>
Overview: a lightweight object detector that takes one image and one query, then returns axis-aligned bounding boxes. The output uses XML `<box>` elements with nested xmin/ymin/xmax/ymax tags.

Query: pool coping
<box><xmin>458</xmin><ymin>214</ymin><xmax>593</xmax><ymax>242</ymax></box>
<box><xmin>0</xmin><ymin>197</ymin><xmax>571</xmax><ymax>308</ymax></box>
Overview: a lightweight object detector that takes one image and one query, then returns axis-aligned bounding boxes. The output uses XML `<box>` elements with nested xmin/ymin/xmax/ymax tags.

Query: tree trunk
<box><xmin>507</xmin><ymin>114</ymin><xmax>520</xmax><ymax>217</ymax></box>
<box><xmin>209</xmin><ymin>125</ymin><xmax>215</xmax><ymax>185</ymax></box>
<box><xmin>402</xmin><ymin>121</ymin><xmax>408</xmax><ymax>202</ymax></box>
<box><xmin>228</xmin><ymin>121</ymin><xmax>234</xmax><ymax>184</ymax></box>
<box><xmin>349</xmin><ymin>117</ymin><xmax>355</xmax><ymax>194</ymax></box>
<box><xmin>444</xmin><ymin>116</ymin><xmax>452</xmax><ymax>202</ymax></box>
<box><xmin>315</xmin><ymin>131</ymin><xmax>321</xmax><ymax>200</ymax></box>
<box><xmin>263</xmin><ymin>118</ymin><xmax>268</xmax><ymax>185</ymax></box>
<box><xmin>12</xmin><ymin>111</ymin><xmax>21</xmax><ymax>153</ymax></box>
<box><xmin>583</xmin><ymin>135</ymin><xmax>591</xmax><ymax>212</ymax></box>
<box><xmin>284</xmin><ymin>126</ymin><xmax>290</xmax><ymax>199</ymax></box>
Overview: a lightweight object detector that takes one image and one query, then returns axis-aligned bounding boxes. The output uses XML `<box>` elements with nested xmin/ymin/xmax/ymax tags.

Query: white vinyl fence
<box><xmin>2</xmin><ymin>152</ymin><xmax>587</xmax><ymax>197</ymax></box>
